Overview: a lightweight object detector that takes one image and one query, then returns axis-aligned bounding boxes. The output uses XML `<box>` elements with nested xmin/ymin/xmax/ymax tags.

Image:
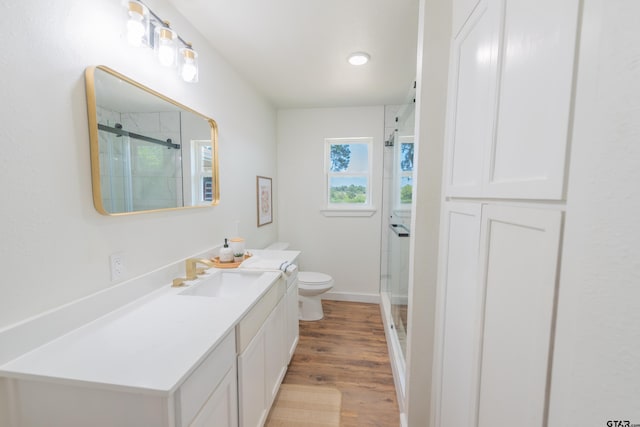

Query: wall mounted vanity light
<box><xmin>124</xmin><ymin>0</ymin><xmax>199</xmax><ymax>82</ymax></box>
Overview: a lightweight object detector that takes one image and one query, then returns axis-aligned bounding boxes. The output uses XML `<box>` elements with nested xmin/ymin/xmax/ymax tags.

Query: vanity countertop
<box><xmin>0</xmin><ymin>269</ymin><xmax>281</xmax><ymax>396</ymax></box>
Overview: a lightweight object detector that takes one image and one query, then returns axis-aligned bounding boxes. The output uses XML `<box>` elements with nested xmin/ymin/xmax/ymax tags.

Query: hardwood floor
<box><xmin>277</xmin><ymin>300</ymin><xmax>400</xmax><ymax>427</ymax></box>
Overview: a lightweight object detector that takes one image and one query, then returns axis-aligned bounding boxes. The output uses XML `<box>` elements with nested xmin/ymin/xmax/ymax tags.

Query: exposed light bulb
<box><xmin>125</xmin><ymin>1</ymin><xmax>148</xmax><ymax>47</ymax></box>
<box><xmin>154</xmin><ymin>26</ymin><xmax>177</xmax><ymax>67</ymax></box>
<box><xmin>179</xmin><ymin>46</ymin><xmax>199</xmax><ymax>82</ymax></box>
<box><xmin>158</xmin><ymin>44</ymin><xmax>175</xmax><ymax>66</ymax></box>
<box><xmin>126</xmin><ymin>18</ymin><xmax>145</xmax><ymax>47</ymax></box>
<box><xmin>181</xmin><ymin>63</ymin><xmax>197</xmax><ymax>82</ymax></box>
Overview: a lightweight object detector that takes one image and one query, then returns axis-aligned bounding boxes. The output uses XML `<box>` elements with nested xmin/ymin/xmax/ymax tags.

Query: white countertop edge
<box><xmin>0</xmin><ymin>270</ymin><xmax>282</xmax><ymax>395</ymax></box>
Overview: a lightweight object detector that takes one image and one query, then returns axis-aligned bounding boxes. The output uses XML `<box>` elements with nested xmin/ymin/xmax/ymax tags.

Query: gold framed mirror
<box><xmin>85</xmin><ymin>65</ymin><xmax>219</xmax><ymax>215</ymax></box>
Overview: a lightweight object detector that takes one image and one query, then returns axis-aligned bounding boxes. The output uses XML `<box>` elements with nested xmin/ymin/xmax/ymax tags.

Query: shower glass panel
<box><xmin>99</xmin><ymin>125</ymin><xmax>133</xmax><ymax>213</ymax></box>
<box><xmin>96</xmin><ymin>108</ymin><xmax>183</xmax><ymax>213</ymax></box>
<box><xmin>380</xmin><ymin>94</ymin><xmax>415</xmax><ymax>374</ymax></box>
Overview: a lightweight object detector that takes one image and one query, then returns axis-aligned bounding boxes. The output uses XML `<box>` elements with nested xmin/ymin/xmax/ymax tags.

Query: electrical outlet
<box><xmin>110</xmin><ymin>253</ymin><xmax>126</xmax><ymax>282</ymax></box>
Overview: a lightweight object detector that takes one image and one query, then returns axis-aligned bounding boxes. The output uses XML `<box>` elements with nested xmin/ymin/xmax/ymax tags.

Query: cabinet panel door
<box><xmin>488</xmin><ymin>0</ymin><xmax>580</xmax><ymax>199</ymax></box>
<box><xmin>178</xmin><ymin>331</ymin><xmax>236</xmax><ymax>427</ymax></box>
<box><xmin>264</xmin><ymin>300</ymin><xmax>286</xmax><ymax>408</ymax></box>
<box><xmin>436</xmin><ymin>202</ymin><xmax>482</xmax><ymax>427</ymax></box>
<box><xmin>238</xmin><ymin>328</ymin><xmax>267</xmax><ymax>427</ymax></box>
<box><xmin>189</xmin><ymin>362</ymin><xmax>238</xmax><ymax>427</ymax></box>
<box><xmin>285</xmin><ymin>282</ymin><xmax>299</xmax><ymax>363</ymax></box>
<box><xmin>477</xmin><ymin>205</ymin><xmax>562</xmax><ymax>427</ymax></box>
<box><xmin>445</xmin><ymin>0</ymin><xmax>499</xmax><ymax>197</ymax></box>
<box><xmin>453</xmin><ymin>0</ymin><xmax>482</xmax><ymax>38</ymax></box>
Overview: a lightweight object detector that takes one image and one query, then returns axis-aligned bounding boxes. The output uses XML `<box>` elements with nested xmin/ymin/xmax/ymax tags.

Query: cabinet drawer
<box><xmin>177</xmin><ymin>331</ymin><xmax>236</xmax><ymax>427</ymax></box>
<box><xmin>236</xmin><ymin>278</ymin><xmax>285</xmax><ymax>353</ymax></box>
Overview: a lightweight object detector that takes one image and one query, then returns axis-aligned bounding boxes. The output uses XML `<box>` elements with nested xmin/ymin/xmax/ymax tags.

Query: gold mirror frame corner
<box><xmin>84</xmin><ymin>65</ymin><xmax>220</xmax><ymax>216</ymax></box>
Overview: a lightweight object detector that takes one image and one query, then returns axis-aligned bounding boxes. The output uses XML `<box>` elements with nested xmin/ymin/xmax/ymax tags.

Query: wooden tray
<box><xmin>211</xmin><ymin>253</ymin><xmax>251</xmax><ymax>269</ymax></box>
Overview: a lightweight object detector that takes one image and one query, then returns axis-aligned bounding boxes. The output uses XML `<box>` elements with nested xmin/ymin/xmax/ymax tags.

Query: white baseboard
<box><xmin>322</xmin><ymin>291</ymin><xmax>380</xmax><ymax>304</ymax></box>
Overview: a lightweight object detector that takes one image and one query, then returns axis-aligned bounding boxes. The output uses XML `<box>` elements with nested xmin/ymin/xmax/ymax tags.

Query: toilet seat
<box><xmin>298</xmin><ymin>271</ymin><xmax>333</xmax><ymax>286</ymax></box>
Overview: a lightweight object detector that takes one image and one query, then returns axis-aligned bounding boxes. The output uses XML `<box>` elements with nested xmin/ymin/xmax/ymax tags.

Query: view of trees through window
<box><xmin>400</xmin><ymin>142</ymin><xmax>414</xmax><ymax>204</ymax></box>
<box><xmin>327</xmin><ymin>140</ymin><xmax>370</xmax><ymax>204</ymax></box>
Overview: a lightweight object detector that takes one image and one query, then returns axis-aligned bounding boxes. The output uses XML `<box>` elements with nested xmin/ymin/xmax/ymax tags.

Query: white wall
<box><xmin>0</xmin><ymin>0</ymin><xmax>277</xmax><ymax>329</ymax></box>
<box><xmin>277</xmin><ymin>107</ymin><xmax>384</xmax><ymax>301</ymax></box>
<box><xmin>549</xmin><ymin>0</ymin><xmax>640</xmax><ymax>424</ymax></box>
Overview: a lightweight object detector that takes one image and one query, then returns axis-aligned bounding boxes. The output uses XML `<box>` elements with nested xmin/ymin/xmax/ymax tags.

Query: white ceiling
<box><xmin>166</xmin><ymin>0</ymin><xmax>420</xmax><ymax>108</ymax></box>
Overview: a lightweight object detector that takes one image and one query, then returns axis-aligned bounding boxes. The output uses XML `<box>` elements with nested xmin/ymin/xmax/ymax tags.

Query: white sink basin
<box><xmin>179</xmin><ymin>271</ymin><xmax>269</xmax><ymax>298</ymax></box>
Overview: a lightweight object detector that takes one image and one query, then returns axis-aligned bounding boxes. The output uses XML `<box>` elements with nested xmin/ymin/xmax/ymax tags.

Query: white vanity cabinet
<box><xmin>236</xmin><ymin>276</ymin><xmax>291</xmax><ymax>427</ymax></box>
<box><xmin>5</xmin><ymin>330</ymin><xmax>238</xmax><ymax>427</ymax></box>
<box><xmin>0</xmin><ymin>257</ymin><xmax>298</xmax><ymax>427</ymax></box>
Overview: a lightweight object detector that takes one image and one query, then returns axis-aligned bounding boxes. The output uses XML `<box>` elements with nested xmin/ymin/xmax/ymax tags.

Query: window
<box><xmin>191</xmin><ymin>140</ymin><xmax>213</xmax><ymax>203</ymax></box>
<box><xmin>399</xmin><ymin>141</ymin><xmax>414</xmax><ymax>206</ymax></box>
<box><xmin>324</xmin><ymin>137</ymin><xmax>374</xmax><ymax>215</ymax></box>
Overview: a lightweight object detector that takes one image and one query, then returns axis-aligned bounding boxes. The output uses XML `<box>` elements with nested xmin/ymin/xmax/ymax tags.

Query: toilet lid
<box><xmin>298</xmin><ymin>272</ymin><xmax>333</xmax><ymax>286</ymax></box>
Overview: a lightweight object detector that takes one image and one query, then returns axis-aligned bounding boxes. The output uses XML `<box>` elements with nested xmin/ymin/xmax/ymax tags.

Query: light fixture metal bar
<box><xmin>142</xmin><ymin>1</ymin><xmax>192</xmax><ymax>49</ymax></box>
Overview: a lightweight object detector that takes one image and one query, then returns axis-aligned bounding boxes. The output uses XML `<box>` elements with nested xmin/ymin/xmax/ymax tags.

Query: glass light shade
<box><xmin>348</xmin><ymin>52</ymin><xmax>370</xmax><ymax>66</ymax></box>
<box><xmin>179</xmin><ymin>47</ymin><xmax>199</xmax><ymax>82</ymax></box>
<box><xmin>126</xmin><ymin>1</ymin><xmax>148</xmax><ymax>47</ymax></box>
<box><xmin>154</xmin><ymin>26</ymin><xmax>177</xmax><ymax>67</ymax></box>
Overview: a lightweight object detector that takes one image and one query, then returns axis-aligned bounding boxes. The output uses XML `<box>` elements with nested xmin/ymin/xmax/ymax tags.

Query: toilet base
<box><xmin>299</xmin><ymin>294</ymin><xmax>325</xmax><ymax>321</ymax></box>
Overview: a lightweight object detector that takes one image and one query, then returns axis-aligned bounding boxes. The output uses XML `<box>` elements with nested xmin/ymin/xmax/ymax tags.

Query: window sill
<box><xmin>320</xmin><ymin>207</ymin><xmax>377</xmax><ymax>217</ymax></box>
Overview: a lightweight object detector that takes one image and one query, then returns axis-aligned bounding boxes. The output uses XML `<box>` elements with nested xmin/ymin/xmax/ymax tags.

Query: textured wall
<box><xmin>0</xmin><ymin>0</ymin><xmax>277</xmax><ymax>328</ymax></box>
<box><xmin>276</xmin><ymin>106</ymin><xmax>384</xmax><ymax>300</ymax></box>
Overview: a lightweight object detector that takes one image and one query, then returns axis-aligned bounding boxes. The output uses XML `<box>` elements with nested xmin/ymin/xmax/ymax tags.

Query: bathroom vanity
<box><xmin>0</xmin><ymin>251</ymin><xmax>300</xmax><ymax>427</ymax></box>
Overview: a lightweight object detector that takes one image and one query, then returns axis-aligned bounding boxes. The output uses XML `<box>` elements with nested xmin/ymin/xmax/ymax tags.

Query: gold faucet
<box><xmin>186</xmin><ymin>258</ymin><xmax>215</xmax><ymax>280</ymax></box>
<box><xmin>172</xmin><ymin>258</ymin><xmax>215</xmax><ymax>287</ymax></box>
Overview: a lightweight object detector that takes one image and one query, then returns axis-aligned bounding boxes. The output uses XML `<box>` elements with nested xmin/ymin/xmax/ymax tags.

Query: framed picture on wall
<box><xmin>257</xmin><ymin>176</ymin><xmax>273</xmax><ymax>227</ymax></box>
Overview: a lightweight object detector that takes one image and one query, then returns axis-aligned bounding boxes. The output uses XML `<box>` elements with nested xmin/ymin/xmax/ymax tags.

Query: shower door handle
<box><xmin>389</xmin><ymin>224</ymin><xmax>410</xmax><ymax>237</ymax></box>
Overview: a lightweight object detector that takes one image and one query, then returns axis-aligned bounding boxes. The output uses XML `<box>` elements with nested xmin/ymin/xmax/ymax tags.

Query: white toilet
<box><xmin>297</xmin><ymin>271</ymin><xmax>334</xmax><ymax>321</ymax></box>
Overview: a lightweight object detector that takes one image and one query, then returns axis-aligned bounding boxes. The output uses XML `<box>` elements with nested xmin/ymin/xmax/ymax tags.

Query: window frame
<box><xmin>396</xmin><ymin>138</ymin><xmax>415</xmax><ymax>209</ymax></box>
<box><xmin>190</xmin><ymin>139</ymin><xmax>213</xmax><ymax>204</ymax></box>
<box><xmin>322</xmin><ymin>137</ymin><xmax>376</xmax><ymax>217</ymax></box>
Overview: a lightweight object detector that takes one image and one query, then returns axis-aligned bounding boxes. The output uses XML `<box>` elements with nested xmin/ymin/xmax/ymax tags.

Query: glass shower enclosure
<box><xmin>380</xmin><ymin>90</ymin><xmax>415</xmax><ymax>407</ymax></box>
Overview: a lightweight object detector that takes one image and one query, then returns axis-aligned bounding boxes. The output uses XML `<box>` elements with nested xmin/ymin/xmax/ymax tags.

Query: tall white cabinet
<box><xmin>445</xmin><ymin>0</ymin><xmax>579</xmax><ymax>200</ymax></box>
<box><xmin>476</xmin><ymin>205</ymin><xmax>562</xmax><ymax>427</ymax></box>
<box><xmin>435</xmin><ymin>0</ymin><xmax>579</xmax><ymax>426</ymax></box>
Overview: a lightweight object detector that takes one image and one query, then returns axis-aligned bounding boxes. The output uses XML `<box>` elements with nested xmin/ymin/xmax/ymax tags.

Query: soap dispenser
<box><xmin>219</xmin><ymin>238</ymin><xmax>234</xmax><ymax>263</ymax></box>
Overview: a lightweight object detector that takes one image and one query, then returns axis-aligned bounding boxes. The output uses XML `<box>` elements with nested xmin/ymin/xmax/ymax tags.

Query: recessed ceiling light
<box><xmin>348</xmin><ymin>52</ymin><xmax>370</xmax><ymax>66</ymax></box>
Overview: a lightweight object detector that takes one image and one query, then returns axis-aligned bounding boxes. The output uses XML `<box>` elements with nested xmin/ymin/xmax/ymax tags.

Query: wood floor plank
<box><xmin>278</xmin><ymin>300</ymin><xmax>400</xmax><ymax>427</ymax></box>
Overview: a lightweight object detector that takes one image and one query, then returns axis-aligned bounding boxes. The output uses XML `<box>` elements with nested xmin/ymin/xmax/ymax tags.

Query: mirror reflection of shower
<box><xmin>96</xmin><ymin>109</ymin><xmax>184</xmax><ymax>213</ymax></box>
<box><xmin>380</xmin><ymin>83</ymin><xmax>416</xmax><ymax>406</ymax></box>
